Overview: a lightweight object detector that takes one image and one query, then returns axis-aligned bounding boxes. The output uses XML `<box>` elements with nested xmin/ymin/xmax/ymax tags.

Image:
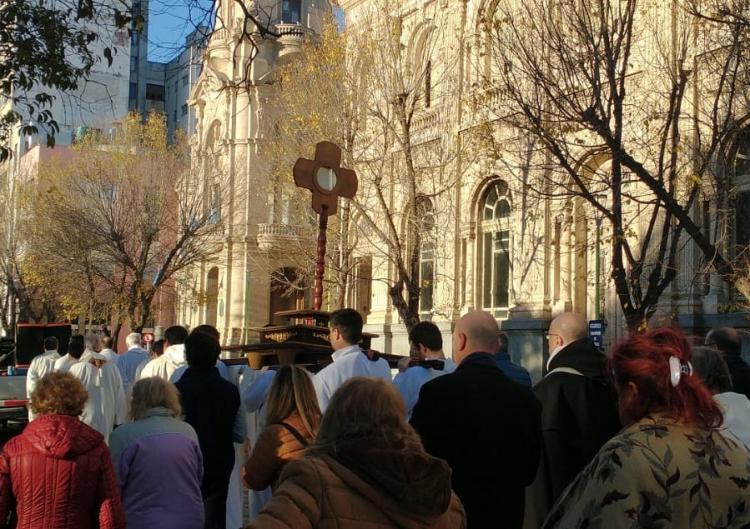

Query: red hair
<box><xmin>611</xmin><ymin>327</ymin><xmax>722</xmax><ymax>430</ymax></box>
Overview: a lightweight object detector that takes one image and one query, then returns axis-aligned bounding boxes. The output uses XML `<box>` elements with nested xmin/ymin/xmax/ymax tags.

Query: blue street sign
<box><xmin>589</xmin><ymin>320</ymin><xmax>605</xmax><ymax>349</ymax></box>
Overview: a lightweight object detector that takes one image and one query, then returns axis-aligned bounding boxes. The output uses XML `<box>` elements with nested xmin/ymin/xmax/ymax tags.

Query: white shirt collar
<box><xmin>331</xmin><ymin>344</ymin><xmax>362</xmax><ymax>362</ymax></box>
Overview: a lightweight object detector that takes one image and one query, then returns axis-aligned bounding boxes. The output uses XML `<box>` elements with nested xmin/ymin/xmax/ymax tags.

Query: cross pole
<box><xmin>293</xmin><ymin>141</ymin><xmax>358</xmax><ymax>310</ymax></box>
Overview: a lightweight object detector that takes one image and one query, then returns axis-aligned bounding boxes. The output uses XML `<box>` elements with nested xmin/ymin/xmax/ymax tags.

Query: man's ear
<box><xmin>458</xmin><ymin>332</ymin><xmax>467</xmax><ymax>354</ymax></box>
<box><xmin>417</xmin><ymin>343</ymin><xmax>429</xmax><ymax>358</ymax></box>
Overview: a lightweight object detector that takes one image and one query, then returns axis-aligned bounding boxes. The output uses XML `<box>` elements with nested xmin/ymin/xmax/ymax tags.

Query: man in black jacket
<box><xmin>411</xmin><ymin>311</ymin><xmax>542</xmax><ymax>529</ymax></box>
<box><xmin>524</xmin><ymin>312</ymin><xmax>620</xmax><ymax>529</ymax></box>
<box><xmin>706</xmin><ymin>326</ymin><xmax>750</xmax><ymax>399</ymax></box>
<box><xmin>175</xmin><ymin>330</ymin><xmax>243</xmax><ymax>529</ymax></box>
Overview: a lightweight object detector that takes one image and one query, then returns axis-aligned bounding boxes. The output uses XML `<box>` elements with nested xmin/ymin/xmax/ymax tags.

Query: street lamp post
<box><xmin>595</xmin><ymin>215</ymin><xmax>602</xmax><ymax>320</ymax></box>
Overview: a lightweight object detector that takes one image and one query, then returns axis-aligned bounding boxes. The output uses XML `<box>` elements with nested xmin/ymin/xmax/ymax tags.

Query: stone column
<box><xmin>505</xmin><ymin>188</ymin><xmax>551</xmax><ymax>383</ymax></box>
<box><xmin>562</xmin><ymin>209</ymin><xmax>573</xmax><ymax>311</ymax></box>
<box><xmin>462</xmin><ymin>222</ymin><xmax>476</xmax><ymax>313</ymax></box>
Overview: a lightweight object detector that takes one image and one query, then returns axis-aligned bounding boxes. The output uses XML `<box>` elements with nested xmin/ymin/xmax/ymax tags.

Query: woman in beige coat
<box><xmin>247</xmin><ymin>376</ymin><xmax>466</xmax><ymax>529</ymax></box>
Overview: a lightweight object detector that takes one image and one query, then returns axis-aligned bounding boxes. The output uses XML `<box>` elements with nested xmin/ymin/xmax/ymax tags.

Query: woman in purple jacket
<box><xmin>110</xmin><ymin>376</ymin><xmax>204</xmax><ymax>529</ymax></box>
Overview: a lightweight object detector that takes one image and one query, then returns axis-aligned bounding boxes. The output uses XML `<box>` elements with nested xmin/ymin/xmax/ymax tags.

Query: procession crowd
<box><xmin>2</xmin><ymin>308</ymin><xmax>750</xmax><ymax>529</ymax></box>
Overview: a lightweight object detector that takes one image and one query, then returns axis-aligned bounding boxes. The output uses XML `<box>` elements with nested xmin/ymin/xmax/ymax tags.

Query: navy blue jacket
<box><xmin>495</xmin><ymin>351</ymin><xmax>532</xmax><ymax>388</ymax></box>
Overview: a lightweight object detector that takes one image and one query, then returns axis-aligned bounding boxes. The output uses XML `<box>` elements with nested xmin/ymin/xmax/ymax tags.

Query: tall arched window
<box><xmin>205</xmin><ymin>267</ymin><xmax>219</xmax><ymax>327</ymax></box>
<box><xmin>418</xmin><ymin>198</ymin><xmax>436</xmax><ymax>315</ymax></box>
<box><xmin>480</xmin><ymin>181</ymin><xmax>511</xmax><ymax>314</ymax></box>
<box><xmin>733</xmin><ymin>127</ymin><xmax>750</xmax><ymax>257</ymax></box>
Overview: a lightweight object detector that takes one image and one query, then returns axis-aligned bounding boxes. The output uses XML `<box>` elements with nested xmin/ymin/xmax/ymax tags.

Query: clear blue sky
<box><xmin>148</xmin><ymin>0</ymin><xmax>214</xmax><ymax>62</ymax></box>
<box><xmin>147</xmin><ymin>1</ymin><xmax>345</xmax><ymax>62</ymax></box>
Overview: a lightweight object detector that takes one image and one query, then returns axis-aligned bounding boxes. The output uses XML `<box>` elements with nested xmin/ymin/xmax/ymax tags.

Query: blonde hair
<box><xmin>266</xmin><ymin>365</ymin><xmax>321</xmax><ymax>435</ymax></box>
<box><xmin>312</xmin><ymin>377</ymin><xmax>423</xmax><ymax>453</ymax></box>
<box><xmin>129</xmin><ymin>377</ymin><xmax>181</xmax><ymax>421</ymax></box>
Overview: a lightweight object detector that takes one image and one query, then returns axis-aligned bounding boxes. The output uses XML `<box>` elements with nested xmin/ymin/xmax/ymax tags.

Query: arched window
<box><xmin>479</xmin><ymin>181</ymin><xmax>511</xmax><ymax>314</ymax></box>
<box><xmin>269</xmin><ymin>267</ymin><xmax>308</xmax><ymax>324</ymax></box>
<box><xmin>418</xmin><ymin>198</ymin><xmax>436</xmax><ymax>315</ymax></box>
<box><xmin>205</xmin><ymin>267</ymin><xmax>219</xmax><ymax>327</ymax></box>
<box><xmin>203</xmin><ymin>121</ymin><xmax>222</xmax><ymax>224</ymax></box>
<box><xmin>208</xmin><ymin>182</ymin><xmax>221</xmax><ymax>224</ymax></box>
<box><xmin>732</xmin><ymin>127</ymin><xmax>750</xmax><ymax>260</ymax></box>
<box><xmin>734</xmin><ymin>127</ymin><xmax>750</xmax><ymax>177</ymax></box>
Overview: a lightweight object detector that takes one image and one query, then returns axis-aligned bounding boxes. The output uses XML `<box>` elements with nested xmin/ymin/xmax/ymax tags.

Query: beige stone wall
<box><xmin>183</xmin><ymin>0</ymin><xmax>749</xmax><ymax>359</ymax></box>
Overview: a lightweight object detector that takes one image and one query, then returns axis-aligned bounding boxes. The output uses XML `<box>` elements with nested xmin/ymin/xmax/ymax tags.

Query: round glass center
<box><xmin>315</xmin><ymin>167</ymin><xmax>337</xmax><ymax>191</ymax></box>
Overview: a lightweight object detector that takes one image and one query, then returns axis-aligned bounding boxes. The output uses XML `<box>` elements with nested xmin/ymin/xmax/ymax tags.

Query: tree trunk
<box><xmin>8</xmin><ymin>291</ymin><xmax>16</xmax><ymax>336</ymax></box>
<box><xmin>112</xmin><ymin>321</ymin><xmax>123</xmax><ymax>351</ymax></box>
<box><xmin>339</xmin><ymin>201</ymin><xmax>352</xmax><ymax>310</ymax></box>
<box><xmin>136</xmin><ymin>292</ymin><xmax>154</xmax><ymax>332</ymax></box>
<box><xmin>127</xmin><ymin>298</ymin><xmax>140</xmax><ymax>333</ymax></box>
<box><xmin>0</xmin><ymin>288</ymin><xmax>10</xmax><ymax>336</ymax></box>
<box><xmin>389</xmin><ymin>280</ymin><xmax>420</xmax><ymax>333</ymax></box>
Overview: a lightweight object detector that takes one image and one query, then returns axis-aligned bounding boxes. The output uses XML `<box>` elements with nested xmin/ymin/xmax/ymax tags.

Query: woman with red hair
<box><xmin>544</xmin><ymin>327</ymin><xmax>750</xmax><ymax>529</ymax></box>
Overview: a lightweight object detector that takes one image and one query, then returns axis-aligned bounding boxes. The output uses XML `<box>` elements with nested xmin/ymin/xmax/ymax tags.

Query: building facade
<box><xmin>180</xmin><ymin>0</ymin><xmax>333</xmax><ymax>344</ymax></box>
<box><xmin>185</xmin><ymin>0</ymin><xmax>750</xmax><ymax>379</ymax></box>
<box><xmin>131</xmin><ymin>27</ymin><xmax>207</xmax><ymax>140</ymax></box>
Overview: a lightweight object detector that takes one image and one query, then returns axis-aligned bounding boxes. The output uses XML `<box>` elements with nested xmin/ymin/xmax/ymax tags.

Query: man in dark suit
<box><xmin>524</xmin><ymin>312</ymin><xmax>620</xmax><ymax>529</ymax></box>
<box><xmin>175</xmin><ymin>329</ymin><xmax>243</xmax><ymax>529</ymax></box>
<box><xmin>706</xmin><ymin>327</ymin><xmax>750</xmax><ymax>399</ymax></box>
<box><xmin>411</xmin><ymin>311</ymin><xmax>542</xmax><ymax>529</ymax></box>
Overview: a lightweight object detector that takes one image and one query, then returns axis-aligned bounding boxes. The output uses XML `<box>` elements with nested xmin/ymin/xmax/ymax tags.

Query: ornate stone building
<box><xmin>184</xmin><ymin>0</ymin><xmax>750</xmax><ymax>379</ymax></box>
<box><xmin>179</xmin><ymin>1</ymin><xmax>332</xmax><ymax>344</ymax></box>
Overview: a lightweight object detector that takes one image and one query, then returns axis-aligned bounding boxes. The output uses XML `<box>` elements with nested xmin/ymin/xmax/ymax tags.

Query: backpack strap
<box><xmin>278</xmin><ymin>421</ymin><xmax>310</xmax><ymax>447</ymax></box>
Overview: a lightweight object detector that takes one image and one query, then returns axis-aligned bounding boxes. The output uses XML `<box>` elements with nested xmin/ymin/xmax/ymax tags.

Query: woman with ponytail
<box><xmin>544</xmin><ymin>327</ymin><xmax>750</xmax><ymax>529</ymax></box>
<box><xmin>242</xmin><ymin>365</ymin><xmax>321</xmax><ymax>491</ymax></box>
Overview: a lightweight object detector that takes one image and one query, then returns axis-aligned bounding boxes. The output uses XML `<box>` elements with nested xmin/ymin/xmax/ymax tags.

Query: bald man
<box><xmin>411</xmin><ymin>311</ymin><xmax>541</xmax><ymax>529</ymax></box>
<box><xmin>524</xmin><ymin>312</ymin><xmax>620</xmax><ymax>529</ymax></box>
<box><xmin>706</xmin><ymin>327</ymin><xmax>750</xmax><ymax>399</ymax></box>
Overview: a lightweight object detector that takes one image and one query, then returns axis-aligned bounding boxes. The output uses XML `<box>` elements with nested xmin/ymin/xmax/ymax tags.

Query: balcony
<box><xmin>275</xmin><ymin>23</ymin><xmax>313</xmax><ymax>59</ymax></box>
<box><xmin>411</xmin><ymin>108</ymin><xmax>441</xmax><ymax>144</ymax></box>
<box><xmin>257</xmin><ymin>222</ymin><xmax>312</xmax><ymax>251</ymax></box>
<box><xmin>471</xmin><ymin>86</ymin><xmax>509</xmax><ymax>113</ymax></box>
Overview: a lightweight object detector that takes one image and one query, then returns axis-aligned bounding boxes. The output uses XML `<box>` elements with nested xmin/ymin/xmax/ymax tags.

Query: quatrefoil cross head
<box><xmin>293</xmin><ymin>141</ymin><xmax>358</xmax><ymax>216</ymax></box>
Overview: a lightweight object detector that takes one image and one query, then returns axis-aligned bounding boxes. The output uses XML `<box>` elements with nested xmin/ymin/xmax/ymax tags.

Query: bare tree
<box><xmin>268</xmin><ymin>4</ymin><xmax>467</xmax><ymax>330</ymax></box>
<box><xmin>23</xmin><ymin>112</ymin><xmax>229</xmax><ymax>336</ymax></box>
<box><xmin>482</xmin><ymin>0</ymin><xmax>749</xmax><ymax>330</ymax></box>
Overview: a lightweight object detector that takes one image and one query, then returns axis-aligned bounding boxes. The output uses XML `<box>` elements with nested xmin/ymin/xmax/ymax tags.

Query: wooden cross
<box><xmin>293</xmin><ymin>141</ymin><xmax>358</xmax><ymax>310</ymax></box>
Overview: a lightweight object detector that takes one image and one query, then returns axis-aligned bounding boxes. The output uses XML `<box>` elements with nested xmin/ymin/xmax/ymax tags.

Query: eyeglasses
<box><xmin>545</xmin><ymin>333</ymin><xmax>561</xmax><ymax>341</ymax></box>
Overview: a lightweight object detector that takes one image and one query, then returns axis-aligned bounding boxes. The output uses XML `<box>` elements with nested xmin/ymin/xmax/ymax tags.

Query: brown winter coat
<box><xmin>243</xmin><ymin>412</ymin><xmax>314</xmax><ymax>491</ymax></box>
<box><xmin>246</xmin><ymin>441</ymin><xmax>466</xmax><ymax>529</ymax></box>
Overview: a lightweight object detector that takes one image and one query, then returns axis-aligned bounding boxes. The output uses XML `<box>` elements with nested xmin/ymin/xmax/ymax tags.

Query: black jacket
<box><xmin>524</xmin><ymin>338</ymin><xmax>621</xmax><ymax>529</ymax></box>
<box><xmin>175</xmin><ymin>366</ymin><xmax>241</xmax><ymax>487</ymax></box>
<box><xmin>724</xmin><ymin>351</ymin><xmax>750</xmax><ymax>399</ymax></box>
<box><xmin>410</xmin><ymin>352</ymin><xmax>542</xmax><ymax>529</ymax></box>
